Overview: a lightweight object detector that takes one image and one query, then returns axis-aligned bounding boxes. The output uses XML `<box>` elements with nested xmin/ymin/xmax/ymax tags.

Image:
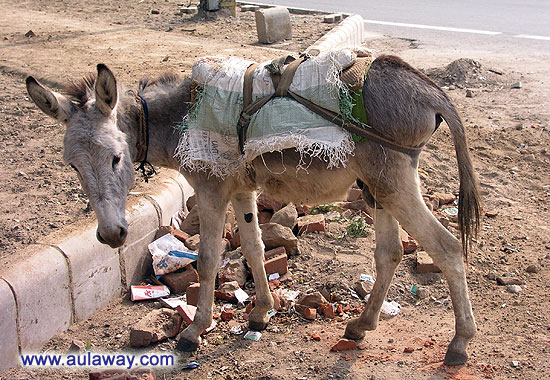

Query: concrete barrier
<box><xmin>0</xmin><ymin>169</ymin><xmax>193</xmax><ymax>371</ymax></box>
<box><xmin>305</xmin><ymin>14</ymin><xmax>365</xmax><ymax>56</ymax></box>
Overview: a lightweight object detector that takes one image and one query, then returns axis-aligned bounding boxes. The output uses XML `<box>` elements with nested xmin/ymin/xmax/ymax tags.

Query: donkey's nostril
<box><xmin>119</xmin><ymin>226</ymin><xmax>128</xmax><ymax>241</ymax></box>
<box><xmin>96</xmin><ymin>230</ymin><xmax>106</xmax><ymax>244</ymax></box>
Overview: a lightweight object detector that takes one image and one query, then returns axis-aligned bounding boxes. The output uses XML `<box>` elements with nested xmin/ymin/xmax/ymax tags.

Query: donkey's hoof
<box><xmin>443</xmin><ymin>350</ymin><xmax>468</xmax><ymax>366</ymax></box>
<box><xmin>248</xmin><ymin>320</ymin><xmax>269</xmax><ymax>331</ymax></box>
<box><xmin>176</xmin><ymin>338</ymin><xmax>200</xmax><ymax>352</ymax></box>
<box><xmin>344</xmin><ymin>319</ymin><xmax>366</xmax><ymax>341</ymax></box>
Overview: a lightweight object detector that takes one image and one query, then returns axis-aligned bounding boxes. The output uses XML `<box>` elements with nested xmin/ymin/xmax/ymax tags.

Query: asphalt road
<box><xmin>261</xmin><ymin>0</ymin><xmax>550</xmax><ymax>54</ymax></box>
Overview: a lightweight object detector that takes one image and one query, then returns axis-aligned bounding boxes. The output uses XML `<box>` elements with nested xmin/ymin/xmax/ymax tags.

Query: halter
<box><xmin>134</xmin><ymin>94</ymin><xmax>156</xmax><ymax>182</ymax></box>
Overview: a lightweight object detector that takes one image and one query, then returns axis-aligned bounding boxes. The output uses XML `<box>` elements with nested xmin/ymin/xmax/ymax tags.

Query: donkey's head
<box><xmin>26</xmin><ymin>64</ymin><xmax>135</xmax><ymax>248</ymax></box>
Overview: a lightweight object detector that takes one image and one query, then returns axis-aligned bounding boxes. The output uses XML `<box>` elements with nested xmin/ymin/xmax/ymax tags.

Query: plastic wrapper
<box><xmin>149</xmin><ymin>234</ymin><xmax>198</xmax><ymax>276</ymax></box>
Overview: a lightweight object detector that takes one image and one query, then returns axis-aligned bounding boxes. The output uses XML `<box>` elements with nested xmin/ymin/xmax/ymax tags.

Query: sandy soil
<box><xmin>1</xmin><ymin>1</ymin><xmax>549</xmax><ymax>379</ymax></box>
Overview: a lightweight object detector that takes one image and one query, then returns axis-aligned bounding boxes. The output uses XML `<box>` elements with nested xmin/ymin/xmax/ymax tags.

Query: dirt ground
<box><xmin>1</xmin><ymin>0</ymin><xmax>549</xmax><ymax>379</ymax></box>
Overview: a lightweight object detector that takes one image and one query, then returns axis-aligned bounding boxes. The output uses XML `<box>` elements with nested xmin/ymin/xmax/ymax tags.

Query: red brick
<box><xmin>221</xmin><ymin>309</ymin><xmax>235</xmax><ymax>321</ymax></box>
<box><xmin>264</xmin><ymin>254</ymin><xmax>288</xmax><ymax>275</ymax></box>
<box><xmin>257</xmin><ymin>194</ymin><xmax>283</xmax><ymax>212</ymax></box>
<box><xmin>311</xmin><ymin>333</ymin><xmax>321</xmax><ymax>341</ymax></box>
<box><xmin>214</xmin><ymin>281</ymin><xmax>240</xmax><ymax>302</ymax></box>
<box><xmin>258</xmin><ymin>210</ymin><xmax>273</xmax><ymax>224</ymax></box>
<box><xmin>161</xmin><ymin>265</ymin><xmax>199</xmax><ymax>294</ymax></box>
<box><xmin>176</xmin><ymin>303</ymin><xmax>197</xmax><ymax>325</ymax></box>
<box><xmin>302</xmin><ymin>307</ymin><xmax>316</xmax><ymax>320</ymax></box>
<box><xmin>400</xmin><ymin>228</ymin><xmax>419</xmax><ymax>254</ymax></box>
<box><xmin>230</xmin><ymin>228</ymin><xmax>241</xmax><ymax>249</ymax></box>
<box><xmin>155</xmin><ymin>225</ymin><xmax>191</xmax><ymax>243</ymax></box>
<box><xmin>89</xmin><ymin>369</ymin><xmax>155</xmax><ymax>380</ymax></box>
<box><xmin>186</xmin><ymin>283</ymin><xmax>200</xmax><ymax>306</ymax></box>
<box><xmin>130</xmin><ymin>309</ymin><xmax>182</xmax><ymax>347</ymax></box>
<box><xmin>331</xmin><ymin>339</ymin><xmax>357</xmax><ymax>352</ymax></box>
<box><xmin>320</xmin><ymin>303</ymin><xmax>335</xmax><ymax>319</ymax></box>
<box><xmin>416</xmin><ymin>251</ymin><xmax>441</xmax><ymax>273</ymax></box>
<box><xmin>346</xmin><ymin>188</ymin><xmax>363</xmax><ymax>202</ymax></box>
<box><xmin>404</xmin><ymin>346</ymin><xmax>415</xmax><ymax>353</ymax></box>
<box><xmin>264</xmin><ymin>246</ymin><xmax>286</xmax><ymax>261</ymax></box>
<box><xmin>184</xmin><ymin>234</ymin><xmax>200</xmax><ymax>250</ymax></box>
<box><xmin>297</xmin><ymin>214</ymin><xmax>326</xmax><ymax>234</ymax></box>
<box><xmin>335</xmin><ymin>304</ymin><xmax>343</xmax><ymax>315</ymax></box>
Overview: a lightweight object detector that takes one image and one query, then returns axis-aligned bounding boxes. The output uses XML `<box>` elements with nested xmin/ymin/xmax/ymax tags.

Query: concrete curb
<box><xmin>237</xmin><ymin>1</ymin><xmax>348</xmax><ymax>16</ymax></box>
<box><xmin>0</xmin><ymin>169</ymin><xmax>193</xmax><ymax>371</ymax></box>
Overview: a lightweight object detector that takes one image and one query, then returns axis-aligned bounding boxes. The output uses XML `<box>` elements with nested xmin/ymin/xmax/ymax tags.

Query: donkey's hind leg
<box><xmin>345</xmin><ymin>208</ymin><xmax>402</xmax><ymax>339</ymax></box>
<box><xmin>176</xmin><ymin>188</ymin><xmax>229</xmax><ymax>352</ymax></box>
<box><xmin>231</xmin><ymin>192</ymin><xmax>274</xmax><ymax>330</ymax></box>
<box><xmin>382</xmin><ymin>174</ymin><xmax>476</xmax><ymax>366</ymax></box>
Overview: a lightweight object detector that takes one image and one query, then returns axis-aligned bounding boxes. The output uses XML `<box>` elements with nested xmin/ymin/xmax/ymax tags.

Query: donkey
<box><xmin>26</xmin><ymin>55</ymin><xmax>481</xmax><ymax>366</ymax></box>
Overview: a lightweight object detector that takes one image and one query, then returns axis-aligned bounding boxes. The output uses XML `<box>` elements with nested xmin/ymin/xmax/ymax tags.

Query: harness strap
<box><xmin>134</xmin><ymin>94</ymin><xmax>156</xmax><ymax>182</ymax></box>
<box><xmin>286</xmin><ymin>90</ymin><xmax>425</xmax><ymax>156</ymax></box>
<box><xmin>274</xmin><ymin>56</ymin><xmax>305</xmax><ymax>97</ymax></box>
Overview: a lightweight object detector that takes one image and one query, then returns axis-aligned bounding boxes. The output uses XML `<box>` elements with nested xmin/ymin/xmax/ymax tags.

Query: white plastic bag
<box><xmin>149</xmin><ymin>234</ymin><xmax>198</xmax><ymax>276</ymax></box>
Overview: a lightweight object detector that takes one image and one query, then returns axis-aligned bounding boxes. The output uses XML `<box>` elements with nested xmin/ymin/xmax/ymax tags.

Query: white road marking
<box><xmin>363</xmin><ymin>19</ymin><xmax>502</xmax><ymax>36</ymax></box>
<box><xmin>514</xmin><ymin>34</ymin><xmax>550</xmax><ymax>41</ymax></box>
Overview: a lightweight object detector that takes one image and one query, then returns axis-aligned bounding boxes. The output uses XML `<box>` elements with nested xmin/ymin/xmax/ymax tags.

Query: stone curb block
<box><xmin>1</xmin><ymin>245</ymin><xmax>72</xmax><ymax>353</ymax></box>
<box><xmin>0</xmin><ymin>172</ymin><xmax>194</xmax><ymax>372</ymax></box>
<box><xmin>54</xmin><ymin>226</ymin><xmax>122</xmax><ymax>322</ymax></box>
<box><xmin>237</xmin><ymin>1</ymin><xmax>343</xmax><ymax>15</ymax></box>
<box><xmin>0</xmin><ymin>279</ymin><xmax>18</xmax><ymax>371</ymax></box>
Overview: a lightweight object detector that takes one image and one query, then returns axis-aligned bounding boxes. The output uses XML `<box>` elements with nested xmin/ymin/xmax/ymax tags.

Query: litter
<box><xmin>243</xmin><ymin>331</ymin><xmax>262</xmax><ymax>341</ymax></box>
<box><xmin>234</xmin><ymin>288</ymin><xmax>249</xmax><ymax>303</ymax></box>
<box><xmin>230</xmin><ymin>325</ymin><xmax>244</xmax><ymax>335</ymax></box>
<box><xmin>442</xmin><ymin>207</ymin><xmax>458</xmax><ymax>217</ymax></box>
<box><xmin>183</xmin><ymin>362</ymin><xmax>200</xmax><ymax>370</ymax></box>
<box><xmin>410</xmin><ymin>285</ymin><xmax>419</xmax><ymax>295</ymax></box>
<box><xmin>130</xmin><ymin>285</ymin><xmax>170</xmax><ymax>301</ymax></box>
<box><xmin>159</xmin><ymin>296</ymin><xmax>187</xmax><ymax>309</ymax></box>
<box><xmin>268</xmin><ymin>273</ymin><xmax>280</xmax><ymax>281</ymax></box>
<box><xmin>279</xmin><ymin>289</ymin><xmax>301</xmax><ymax>302</ymax></box>
<box><xmin>360</xmin><ymin>274</ymin><xmax>375</xmax><ymax>283</ymax></box>
<box><xmin>149</xmin><ymin>234</ymin><xmax>198</xmax><ymax>276</ymax></box>
<box><xmin>267</xmin><ymin>309</ymin><xmax>277</xmax><ymax>319</ymax></box>
<box><xmin>366</xmin><ymin>294</ymin><xmax>401</xmax><ymax>318</ymax></box>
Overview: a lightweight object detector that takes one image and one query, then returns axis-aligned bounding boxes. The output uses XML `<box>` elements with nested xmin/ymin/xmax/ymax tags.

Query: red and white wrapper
<box><xmin>131</xmin><ymin>285</ymin><xmax>170</xmax><ymax>301</ymax></box>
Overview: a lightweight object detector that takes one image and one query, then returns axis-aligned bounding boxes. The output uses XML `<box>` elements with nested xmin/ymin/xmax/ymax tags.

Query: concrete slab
<box><xmin>1</xmin><ymin>245</ymin><xmax>72</xmax><ymax>352</ymax></box>
<box><xmin>0</xmin><ymin>279</ymin><xmax>19</xmax><ymax>372</ymax></box>
<box><xmin>119</xmin><ymin>198</ymin><xmax>160</xmax><ymax>287</ymax></box>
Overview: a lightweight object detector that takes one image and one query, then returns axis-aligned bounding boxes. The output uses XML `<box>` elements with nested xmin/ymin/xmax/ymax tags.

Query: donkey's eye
<box><xmin>112</xmin><ymin>155</ymin><xmax>121</xmax><ymax>170</ymax></box>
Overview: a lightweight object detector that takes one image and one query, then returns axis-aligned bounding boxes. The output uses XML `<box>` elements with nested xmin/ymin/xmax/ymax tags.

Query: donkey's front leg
<box><xmin>345</xmin><ymin>208</ymin><xmax>402</xmax><ymax>339</ymax></box>
<box><xmin>176</xmin><ymin>190</ymin><xmax>228</xmax><ymax>352</ymax></box>
<box><xmin>232</xmin><ymin>192</ymin><xmax>274</xmax><ymax>330</ymax></box>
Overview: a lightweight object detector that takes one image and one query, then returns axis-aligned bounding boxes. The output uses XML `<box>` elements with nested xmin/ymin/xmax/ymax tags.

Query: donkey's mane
<box><xmin>64</xmin><ymin>72</ymin><xmax>181</xmax><ymax>106</ymax></box>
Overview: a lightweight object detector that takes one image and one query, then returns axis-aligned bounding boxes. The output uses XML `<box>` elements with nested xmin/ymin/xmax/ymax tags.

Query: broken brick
<box><xmin>320</xmin><ymin>303</ymin><xmax>335</xmax><ymax>319</ymax></box>
<box><xmin>154</xmin><ymin>225</ymin><xmax>191</xmax><ymax>243</ymax></box>
<box><xmin>311</xmin><ymin>333</ymin><xmax>321</xmax><ymax>341</ymax></box>
<box><xmin>214</xmin><ymin>281</ymin><xmax>240</xmax><ymax>302</ymax></box>
<box><xmin>297</xmin><ymin>292</ymin><xmax>328</xmax><ymax>308</ymax></box>
<box><xmin>404</xmin><ymin>346</ymin><xmax>415</xmax><ymax>353</ymax></box>
<box><xmin>346</xmin><ymin>187</ymin><xmax>362</xmax><ymax>202</ymax></box>
<box><xmin>221</xmin><ymin>309</ymin><xmax>235</xmax><ymax>321</ymax></box>
<box><xmin>176</xmin><ymin>303</ymin><xmax>197</xmax><ymax>325</ymax></box>
<box><xmin>264</xmin><ymin>246</ymin><xmax>286</xmax><ymax>261</ymax></box>
<box><xmin>130</xmin><ymin>309</ymin><xmax>183</xmax><ymax>347</ymax></box>
<box><xmin>161</xmin><ymin>265</ymin><xmax>199</xmax><ymax>294</ymax></box>
<box><xmin>264</xmin><ymin>254</ymin><xmax>288</xmax><ymax>275</ymax></box>
<box><xmin>184</xmin><ymin>234</ymin><xmax>200</xmax><ymax>251</ymax></box>
<box><xmin>302</xmin><ymin>307</ymin><xmax>316</xmax><ymax>320</ymax></box>
<box><xmin>331</xmin><ymin>339</ymin><xmax>357</xmax><ymax>352</ymax></box>
<box><xmin>416</xmin><ymin>251</ymin><xmax>441</xmax><ymax>273</ymax></box>
<box><xmin>219</xmin><ymin>258</ymin><xmax>247</xmax><ymax>287</ymax></box>
<box><xmin>260</xmin><ymin>223</ymin><xmax>299</xmax><ymax>255</ymax></box>
<box><xmin>297</xmin><ymin>214</ymin><xmax>326</xmax><ymax>234</ymax></box>
<box><xmin>258</xmin><ymin>210</ymin><xmax>273</xmax><ymax>224</ymax></box>
<box><xmin>186</xmin><ymin>283</ymin><xmax>200</xmax><ymax>306</ymax></box>
<box><xmin>400</xmin><ymin>228</ymin><xmax>419</xmax><ymax>254</ymax></box>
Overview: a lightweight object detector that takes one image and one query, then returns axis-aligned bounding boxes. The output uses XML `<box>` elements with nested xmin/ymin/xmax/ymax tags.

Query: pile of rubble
<box><xmin>125</xmin><ymin>185</ymin><xmax>459</xmax><ymax>353</ymax></box>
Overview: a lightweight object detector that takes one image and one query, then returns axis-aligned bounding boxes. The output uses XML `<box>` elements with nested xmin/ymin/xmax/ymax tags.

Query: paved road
<box><xmin>261</xmin><ymin>0</ymin><xmax>550</xmax><ymax>54</ymax></box>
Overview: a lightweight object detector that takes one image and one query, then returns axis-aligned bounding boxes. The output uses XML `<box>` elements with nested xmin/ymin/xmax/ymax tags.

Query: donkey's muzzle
<box><xmin>96</xmin><ymin>221</ymin><xmax>128</xmax><ymax>248</ymax></box>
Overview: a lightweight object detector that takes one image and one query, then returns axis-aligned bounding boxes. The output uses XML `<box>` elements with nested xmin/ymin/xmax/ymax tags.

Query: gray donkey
<box><xmin>26</xmin><ymin>54</ymin><xmax>481</xmax><ymax>366</ymax></box>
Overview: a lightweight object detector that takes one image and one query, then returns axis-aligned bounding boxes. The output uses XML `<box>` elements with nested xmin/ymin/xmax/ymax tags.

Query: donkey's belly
<box><xmin>253</xmin><ymin>150</ymin><xmax>357</xmax><ymax>206</ymax></box>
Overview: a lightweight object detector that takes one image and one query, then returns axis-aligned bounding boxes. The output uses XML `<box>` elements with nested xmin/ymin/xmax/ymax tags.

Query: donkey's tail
<box><xmin>438</xmin><ymin>103</ymin><xmax>482</xmax><ymax>260</ymax></box>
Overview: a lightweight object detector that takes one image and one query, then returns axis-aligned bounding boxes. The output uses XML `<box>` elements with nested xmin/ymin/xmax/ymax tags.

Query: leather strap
<box><xmin>286</xmin><ymin>90</ymin><xmax>424</xmax><ymax>156</ymax></box>
<box><xmin>274</xmin><ymin>56</ymin><xmax>305</xmax><ymax>97</ymax></box>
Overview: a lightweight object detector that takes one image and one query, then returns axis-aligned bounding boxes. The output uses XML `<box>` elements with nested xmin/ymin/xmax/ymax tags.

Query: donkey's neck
<box><xmin>124</xmin><ymin>78</ymin><xmax>191</xmax><ymax>171</ymax></box>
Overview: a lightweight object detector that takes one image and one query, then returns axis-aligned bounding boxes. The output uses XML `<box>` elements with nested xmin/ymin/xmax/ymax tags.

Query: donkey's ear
<box><xmin>95</xmin><ymin>64</ymin><xmax>118</xmax><ymax>116</ymax></box>
<box><xmin>26</xmin><ymin>76</ymin><xmax>75</xmax><ymax>123</ymax></box>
